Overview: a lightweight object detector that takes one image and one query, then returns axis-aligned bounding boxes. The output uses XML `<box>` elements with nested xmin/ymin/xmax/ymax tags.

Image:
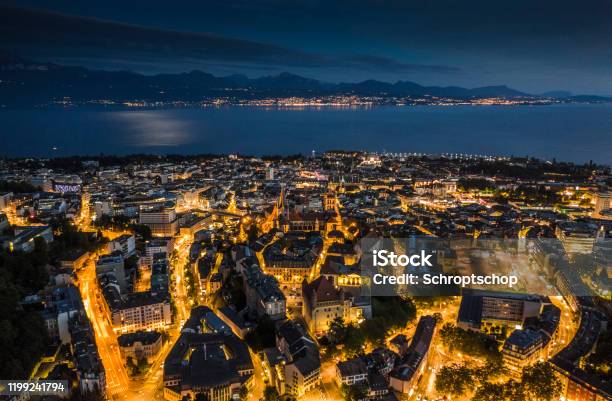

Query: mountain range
<box><xmin>1</xmin><ymin>54</ymin><xmax>610</xmax><ymax>107</ymax></box>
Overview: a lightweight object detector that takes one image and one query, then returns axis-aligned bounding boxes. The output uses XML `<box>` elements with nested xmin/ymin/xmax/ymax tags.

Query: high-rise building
<box><xmin>139</xmin><ymin>202</ymin><xmax>178</xmax><ymax>237</ymax></box>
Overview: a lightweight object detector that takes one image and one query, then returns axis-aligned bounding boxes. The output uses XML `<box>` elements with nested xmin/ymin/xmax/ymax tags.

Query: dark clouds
<box><xmin>0</xmin><ymin>6</ymin><xmax>459</xmax><ymax>75</ymax></box>
<box><xmin>0</xmin><ymin>0</ymin><xmax>611</xmax><ymax>93</ymax></box>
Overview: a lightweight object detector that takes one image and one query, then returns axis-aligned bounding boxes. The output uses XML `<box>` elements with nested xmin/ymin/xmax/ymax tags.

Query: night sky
<box><xmin>1</xmin><ymin>0</ymin><xmax>611</xmax><ymax>95</ymax></box>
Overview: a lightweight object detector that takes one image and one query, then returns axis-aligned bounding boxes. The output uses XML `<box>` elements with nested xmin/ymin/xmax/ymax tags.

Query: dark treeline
<box><xmin>2</xmin><ymin>154</ymin><xmax>224</xmax><ymax>172</ymax></box>
<box><xmin>93</xmin><ymin>214</ymin><xmax>152</xmax><ymax>240</ymax></box>
<box><xmin>0</xmin><ymin>179</ymin><xmax>41</xmax><ymax>193</ymax></box>
<box><xmin>1</xmin><ymin>153</ymin><xmax>311</xmax><ymax>173</ymax></box>
<box><xmin>461</xmin><ymin>159</ymin><xmax>607</xmax><ymax>180</ymax></box>
<box><xmin>0</xmin><ymin>218</ymin><xmax>107</xmax><ymax>378</ymax></box>
<box><xmin>260</xmin><ymin>154</ymin><xmax>304</xmax><ymax>162</ymax></box>
<box><xmin>0</xmin><ymin>237</ymin><xmax>50</xmax><ymax>378</ymax></box>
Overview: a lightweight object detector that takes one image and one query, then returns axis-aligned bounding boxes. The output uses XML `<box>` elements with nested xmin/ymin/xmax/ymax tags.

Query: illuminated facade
<box><xmin>502</xmin><ymin>329</ymin><xmax>544</xmax><ymax>378</ymax></box>
<box><xmin>302</xmin><ymin>276</ymin><xmax>364</xmax><ymax>335</ymax></box>
<box><xmin>139</xmin><ymin>203</ymin><xmax>179</xmax><ymax>237</ymax></box>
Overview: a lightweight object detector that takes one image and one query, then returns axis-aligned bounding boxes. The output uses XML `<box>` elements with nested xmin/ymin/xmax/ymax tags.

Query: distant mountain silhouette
<box><xmin>0</xmin><ymin>54</ymin><xmax>609</xmax><ymax>107</ymax></box>
<box><xmin>540</xmin><ymin>90</ymin><xmax>574</xmax><ymax>98</ymax></box>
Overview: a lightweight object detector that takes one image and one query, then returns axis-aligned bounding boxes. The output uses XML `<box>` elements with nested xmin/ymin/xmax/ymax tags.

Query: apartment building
<box><xmin>502</xmin><ymin>329</ymin><xmax>544</xmax><ymax>378</ymax></box>
<box><xmin>139</xmin><ymin>202</ymin><xmax>178</xmax><ymax>237</ymax></box>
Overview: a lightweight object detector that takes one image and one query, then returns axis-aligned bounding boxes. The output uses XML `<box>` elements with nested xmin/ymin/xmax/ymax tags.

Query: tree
<box><xmin>361</xmin><ymin>318</ymin><xmax>387</xmax><ymax>345</ymax></box>
<box><xmin>131</xmin><ymin>224</ymin><xmax>152</xmax><ymax>240</ymax></box>
<box><xmin>439</xmin><ymin>323</ymin><xmax>501</xmax><ymax>363</ymax></box>
<box><xmin>0</xmin><ymin>246</ymin><xmax>51</xmax><ymax>378</ymax></box>
<box><xmin>329</xmin><ymin>316</ymin><xmax>347</xmax><ymax>343</ymax></box>
<box><xmin>344</xmin><ymin>324</ymin><xmax>366</xmax><ymax>357</ymax></box>
<box><xmin>340</xmin><ymin>384</ymin><xmax>367</xmax><ymax>401</ymax></box>
<box><xmin>127</xmin><ymin>357</ymin><xmax>140</xmax><ymax>376</ymax></box>
<box><xmin>327</xmin><ymin>296</ymin><xmax>416</xmax><ymax>352</ymax></box>
<box><xmin>322</xmin><ymin>343</ymin><xmax>341</xmax><ymax>361</ymax></box>
<box><xmin>458</xmin><ymin>178</ymin><xmax>497</xmax><ymax>192</ymax></box>
<box><xmin>521</xmin><ymin>362</ymin><xmax>562</xmax><ymax>401</ymax></box>
<box><xmin>432</xmin><ymin>312</ymin><xmax>443</xmax><ymax>324</ymax></box>
<box><xmin>263</xmin><ymin>386</ymin><xmax>279</xmax><ymax>401</ymax></box>
<box><xmin>435</xmin><ymin>364</ymin><xmax>474</xmax><ymax>397</ymax></box>
<box><xmin>184</xmin><ymin>266</ymin><xmax>197</xmax><ymax>304</ymax></box>
<box><xmin>0</xmin><ymin>180</ymin><xmax>39</xmax><ymax>193</ymax></box>
<box><xmin>137</xmin><ymin>357</ymin><xmax>149</xmax><ymax>374</ymax></box>
<box><xmin>472</xmin><ymin>380</ymin><xmax>527</xmax><ymax>401</ymax></box>
<box><xmin>502</xmin><ymin>380</ymin><xmax>527</xmax><ymax>401</ymax></box>
<box><xmin>472</xmin><ymin>382</ymin><xmax>506</xmax><ymax>401</ymax></box>
<box><xmin>478</xmin><ymin>360</ymin><xmax>503</xmax><ymax>380</ymax></box>
<box><xmin>373</xmin><ymin>296</ymin><xmax>416</xmax><ymax>330</ymax></box>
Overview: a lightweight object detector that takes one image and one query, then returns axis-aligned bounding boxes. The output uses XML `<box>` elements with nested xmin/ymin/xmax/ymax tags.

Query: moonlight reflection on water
<box><xmin>114</xmin><ymin>111</ymin><xmax>196</xmax><ymax>147</ymax></box>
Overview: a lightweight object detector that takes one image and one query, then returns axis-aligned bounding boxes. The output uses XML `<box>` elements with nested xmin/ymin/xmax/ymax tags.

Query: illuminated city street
<box><xmin>77</xmin><ymin>256</ymin><xmax>131</xmax><ymax>398</ymax></box>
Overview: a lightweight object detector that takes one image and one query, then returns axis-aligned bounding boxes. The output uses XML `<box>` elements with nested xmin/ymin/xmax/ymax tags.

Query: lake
<box><xmin>1</xmin><ymin>104</ymin><xmax>611</xmax><ymax>164</ymax></box>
